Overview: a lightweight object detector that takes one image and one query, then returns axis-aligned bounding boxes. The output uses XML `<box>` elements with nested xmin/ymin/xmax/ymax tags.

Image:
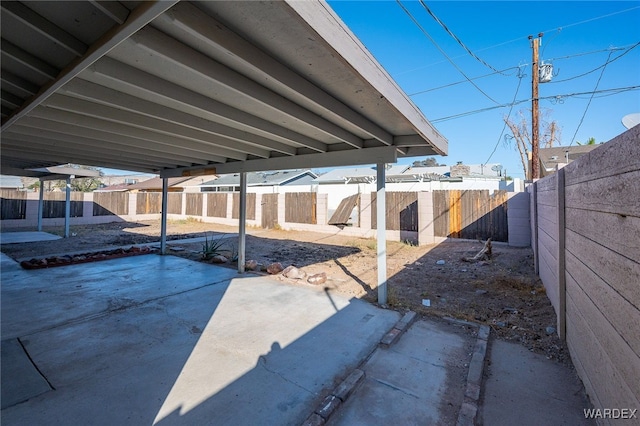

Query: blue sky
<box><xmin>328</xmin><ymin>0</ymin><xmax>640</xmax><ymax>178</ymax></box>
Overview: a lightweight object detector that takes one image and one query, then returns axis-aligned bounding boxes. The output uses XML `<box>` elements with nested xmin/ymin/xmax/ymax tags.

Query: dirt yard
<box><xmin>1</xmin><ymin>219</ymin><xmax>568</xmax><ymax>363</ymax></box>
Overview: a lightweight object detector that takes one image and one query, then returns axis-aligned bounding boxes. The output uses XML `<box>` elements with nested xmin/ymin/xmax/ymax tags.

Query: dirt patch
<box><xmin>0</xmin><ymin>219</ymin><xmax>568</xmax><ymax>363</ymax></box>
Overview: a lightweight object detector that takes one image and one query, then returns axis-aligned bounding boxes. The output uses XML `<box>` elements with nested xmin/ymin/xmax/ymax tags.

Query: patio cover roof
<box><xmin>1</xmin><ymin>1</ymin><xmax>447</xmax><ymax>178</ymax></box>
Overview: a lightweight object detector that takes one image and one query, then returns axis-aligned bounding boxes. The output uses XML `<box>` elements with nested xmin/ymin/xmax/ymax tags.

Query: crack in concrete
<box><xmin>372</xmin><ymin>377</ymin><xmax>420</xmax><ymax>399</ymax></box>
<box><xmin>258</xmin><ymin>356</ymin><xmax>315</xmax><ymax>395</ymax></box>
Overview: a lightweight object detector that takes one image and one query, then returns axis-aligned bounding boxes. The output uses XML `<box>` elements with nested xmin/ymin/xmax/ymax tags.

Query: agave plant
<box><xmin>201</xmin><ymin>233</ymin><xmax>227</xmax><ymax>260</ymax></box>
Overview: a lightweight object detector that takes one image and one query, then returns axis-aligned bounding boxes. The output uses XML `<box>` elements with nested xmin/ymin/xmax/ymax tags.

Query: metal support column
<box><xmin>37</xmin><ymin>179</ymin><xmax>44</xmax><ymax>232</ymax></box>
<box><xmin>64</xmin><ymin>176</ymin><xmax>72</xmax><ymax>238</ymax></box>
<box><xmin>376</xmin><ymin>163</ymin><xmax>387</xmax><ymax>305</ymax></box>
<box><xmin>160</xmin><ymin>177</ymin><xmax>168</xmax><ymax>254</ymax></box>
<box><xmin>238</xmin><ymin>172</ymin><xmax>247</xmax><ymax>273</ymax></box>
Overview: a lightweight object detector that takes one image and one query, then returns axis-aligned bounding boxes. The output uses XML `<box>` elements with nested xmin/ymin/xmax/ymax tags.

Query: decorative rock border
<box><xmin>19</xmin><ymin>246</ymin><xmax>154</xmax><ymax>269</ymax></box>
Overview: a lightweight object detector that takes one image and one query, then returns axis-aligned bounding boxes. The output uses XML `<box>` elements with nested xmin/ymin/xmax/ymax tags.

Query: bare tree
<box><xmin>504</xmin><ymin>109</ymin><xmax>561</xmax><ymax>178</ymax></box>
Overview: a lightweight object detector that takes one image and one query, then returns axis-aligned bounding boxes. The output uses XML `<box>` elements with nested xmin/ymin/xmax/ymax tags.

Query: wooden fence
<box><xmin>93</xmin><ymin>192</ymin><xmax>129</xmax><ymax>216</ymax></box>
<box><xmin>432</xmin><ymin>190</ymin><xmax>508</xmax><ymax>242</ymax></box>
<box><xmin>206</xmin><ymin>193</ymin><xmax>227</xmax><ymax>218</ymax></box>
<box><xmin>232</xmin><ymin>193</ymin><xmax>256</xmax><ymax>220</ymax></box>
<box><xmin>136</xmin><ymin>192</ymin><xmax>162</xmax><ymax>214</ymax></box>
<box><xmin>185</xmin><ymin>193</ymin><xmax>203</xmax><ymax>216</ymax></box>
<box><xmin>285</xmin><ymin>192</ymin><xmax>317</xmax><ymax>224</ymax></box>
<box><xmin>261</xmin><ymin>193</ymin><xmax>278</xmax><ymax>228</ymax></box>
<box><xmin>167</xmin><ymin>193</ymin><xmax>182</xmax><ymax>215</ymax></box>
<box><xmin>371</xmin><ymin>192</ymin><xmax>418</xmax><ymax>231</ymax></box>
<box><xmin>0</xmin><ymin>190</ymin><xmax>27</xmax><ymax>220</ymax></box>
<box><xmin>43</xmin><ymin>192</ymin><xmax>83</xmax><ymax>218</ymax></box>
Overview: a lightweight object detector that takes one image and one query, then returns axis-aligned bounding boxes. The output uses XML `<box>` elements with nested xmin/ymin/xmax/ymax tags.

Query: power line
<box><xmin>549</xmin><ymin>42</ymin><xmax>640</xmax><ymax>83</ymax></box>
<box><xmin>395</xmin><ymin>0</ymin><xmax>500</xmax><ymax>104</ymax></box>
<box><xmin>417</xmin><ymin>0</ymin><xmax>508</xmax><ymax>75</ymax></box>
<box><xmin>409</xmin><ymin>66</ymin><xmax>521</xmax><ymax>96</ymax></box>
<box><xmin>394</xmin><ymin>6</ymin><xmax>640</xmax><ymax>77</ymax></box>
<box><xmin>483</xmin><ymin>67</ymin><xmax>526</xmax><ymax>165</ymax></box>
<box><xmin>408</xmin><ymin>43</ymin><xmax>637</xmax><ymax>98</ymax></box>
<box><xmin>569</xmin><ymin>50</ymin><xmax>613</xmax><ymax>146</ymax></box>
<box><xmin>430</xmin><ymin>85</ymin><xmax>640</xmax><ymax>123</ymax></box>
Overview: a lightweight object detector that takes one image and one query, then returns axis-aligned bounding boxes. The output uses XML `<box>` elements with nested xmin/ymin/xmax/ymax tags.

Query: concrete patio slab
<box><xmin>1</xmin><ymin>254</ymin><xmax>399</xmax><ymax>425</ymax></box>
<box><xmin>0</xmin><ymin>232</ymin><xmax>61</xmax><ymax>244</ymax></box>
<box><xmin>328</xmin><ymin>320</ymin><xmax>475</xmax><ymax>425</ymax></box>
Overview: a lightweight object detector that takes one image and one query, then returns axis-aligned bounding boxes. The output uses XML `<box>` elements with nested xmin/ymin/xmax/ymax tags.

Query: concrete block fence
<box><xmin>1</xmin><ymin>190</ymin><xmax>530</xmax><ymax>247</ymax></box>
<box><xmin>528</xmin><ymin>125</ymin><xmax>640</xmax><ymax>422</ymax></box>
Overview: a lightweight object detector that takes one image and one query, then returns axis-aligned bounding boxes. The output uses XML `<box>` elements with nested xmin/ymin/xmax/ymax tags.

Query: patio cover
<box><xmin>1</xmin><ymin>0</ymin><xmax>447</xmax><ymax>176</ymax></box>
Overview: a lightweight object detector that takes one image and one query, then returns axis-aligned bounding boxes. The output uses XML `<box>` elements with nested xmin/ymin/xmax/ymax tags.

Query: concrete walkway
<box><xmin>0</xmin><ymin>232</ymin><xmax>61</xmax><ymax>244</ymax></box>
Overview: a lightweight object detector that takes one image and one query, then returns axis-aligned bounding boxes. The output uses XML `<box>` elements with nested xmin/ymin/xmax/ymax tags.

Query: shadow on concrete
<box><xmin>1</xmin><ymin>254</ymin><xmax>396</xmax><ymax>425</ymax></box>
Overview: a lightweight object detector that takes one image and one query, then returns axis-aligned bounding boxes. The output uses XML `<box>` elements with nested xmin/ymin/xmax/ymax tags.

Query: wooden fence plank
<box><xmin>136</xmin><ymin>192</ymin><xmax>162</xmax><ymax>214</ymax></box>
<box><xmin>285</xmin><ymin>192</ymin><xmax>317</xmax><ymax>224</ymax></box>
<box><xmin>328</xmin><ymin>194</ymin><xmax>360</xmax><ymax>226</ymax></box>
<box><xmin>433</xmin><ymin>190</ymin><xmax>508</xmax><ymax>242</ymax></box>
<box><xmin>371</xmin><ymin>192</ymin><xmax>418</xmax><ymax>231</ymax></box>
<box><xmin>206</xmin><ymin>193</ymin><xmax>228</xmax><ymax>218</ymax></box>
<box><xmin>43</xmin><ymin>192</ymin><xmax>83</xmax><ymax>218</ymax></box>
<box><xmin>185</xmin><ymin>193</ymin><xmax>203</xmax><ymax>216</ymax></box>
<box><xmin>93</xmin><ymin>192</ymin><xmax>129</xmax><ymax>216</ymax></box>
<box><xmin>261</xmin><ymin>193</ymin><xmax>278</xmax><ymax>228</ymax></box>
<box><xmin>232</xmin><ymin>193</ymin><xmax>256</xmax><ymax>220</ymax></box>
<box><xmin>0</xmin><ymin>190</ymin><xmax>27</xmax><ymax>220</ymax></box>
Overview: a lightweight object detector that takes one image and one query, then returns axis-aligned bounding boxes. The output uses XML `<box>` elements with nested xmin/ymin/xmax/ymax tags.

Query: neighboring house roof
<box><xmin>201</xmin><ymin>170</ymin><xmax>316</xmax><ymax>187</ymax></box>
<box><xmin>94</xmin><ymin>183</ymin><xmax>133</xmax><ymax>192</ymax></box>
<box><xmin>0</xmin><ymin>175</ymin><xmax>24</xmax><ymax>189</ymax></box>
<box><xmin>126</xmin><ymin>177</ymin><xmax>193</xmax><ymax>191</ymax></box>
<box><xmin>314</xmin><ymin>165</ymin><xmax>410</xmax><ymax>184</ymax></box>
<box><xmin>539</xmin><ymin>145</ymin><xmax>600</xmax><ymax>176</ymax></box>
<box><xmin>314</xmin><ymin>163</ymin><xmax>502</xmax><ymax>184</ymax></box>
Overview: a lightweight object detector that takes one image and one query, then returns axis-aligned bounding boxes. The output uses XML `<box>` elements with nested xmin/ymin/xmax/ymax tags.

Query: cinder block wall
<box><xmin>531</xmin><ymin>125</ymin><xmax>640</xmax><ymax>422</ymax></box>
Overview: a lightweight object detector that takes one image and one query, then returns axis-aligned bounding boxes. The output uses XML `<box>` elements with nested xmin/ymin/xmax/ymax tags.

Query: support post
<box><xmin>160</xmin><ymin>177</ymin><xmax>168</xmax><ymax>254</ymax></box>
<box><xmin>37</xmin><ymin>179</ymin><xmax>44</xmax><ymax>232</ymax></box>
<box><xmin>376</xmin><ymin>163</ymin><xmax>387</xmax><ymax>305</ymax></box>
<box><xmin>64</xmin><ymin>176</ymin><xmax>72</xmax><ymax>238</ymax></box>
<box><xmin>238</xmin><ymin>172</ymin><xmax>247</xmax><ymax>273</ymax></box>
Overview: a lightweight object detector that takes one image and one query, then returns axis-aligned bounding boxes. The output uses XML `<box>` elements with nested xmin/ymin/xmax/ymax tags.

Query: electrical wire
<box><xmin>408</xmin><ymin>43</ymin><xmax>636</xmax><ymax>98</ymax></box>
<box><xmin>409</xmin><ymin>66</ymin><xmax>521</xmax><ymax>96</ymax></box>
<box><xmin>483</xmin><ymin>67</ymin><xmax>525</xmax><ymax>165</ymax></box>
<box><xmin>417</xmin><ymin>0</ymin><xmax>508</xmax><ymax>75</ymax></box>
<box><xmin>395</xmin><ymin>0</ymin><xmax>501</xmax><ymax>104</ymax></box>
<box><xmin>569</xmin><ymin>50</ymin><xmax>614</xmax><ymax>146</ymax></box>
<box><xmin>549</xmin><ymin>41</ymin><xmax>640</xmax><ymax>84</ymax></box>
<box><xmin>394</xmin><ymin>6</ymin><xmax>640</xmax><ymax>77</ymax></box>
<box><xmin>430</xmin><ymin>85</ymin><xmax>640</xmax><ymax>123</ymax></box>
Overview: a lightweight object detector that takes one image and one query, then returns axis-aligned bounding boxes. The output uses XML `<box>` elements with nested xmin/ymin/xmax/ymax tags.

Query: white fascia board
<box><xmin>286</xmin><ymin>0</ymin><xmax>448</xmax><ymax>156</ymax></box>
<box><xmin>161</xmin><ymin>146</ymin><xmax>398</xmax><ymax>178</ymax></box>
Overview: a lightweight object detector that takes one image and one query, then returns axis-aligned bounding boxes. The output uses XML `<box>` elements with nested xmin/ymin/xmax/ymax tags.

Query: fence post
<box><xmin>128</xmin><ymin>193</ymin><xmax>137</xmax><ymax>218</ymax></box>
<box><xmin>556</xmin><ymin>168</ymin><xmax>567</xmax><ymax>340</ymax></box>
<box><xmin>226</xmin><ymin>193</ymin><xmax>233</xmax><ymax>219</ymax></box>
<box><xmin>418</xmin><ymin>191</ymin><xmax>434</xmax><ymax>246</ymax></box>
<box><xmin>181</xmin><ymin>192</ymin><xmax>187</xmax><ymax>217</ymax></box>
<box><xmin>316</xmin><ymin>193</ymin><xmax>327</xmax><ymax>225</ymax></box>
<box><xmin>360</xmin><ymin>193</ymin><xmax>372</xmax><ymax>231</ymax></box>
<box><xmin>277</xmin><ymin>193</ymin><xmax>286</xmax><ymax>227</ymax></box>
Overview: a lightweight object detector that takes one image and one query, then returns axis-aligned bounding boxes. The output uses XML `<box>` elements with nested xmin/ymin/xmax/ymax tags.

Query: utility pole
<box><xmin>529</xmin><ymin>33</ymin><xmax>543</xmax><ymax>180</ymax></box>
